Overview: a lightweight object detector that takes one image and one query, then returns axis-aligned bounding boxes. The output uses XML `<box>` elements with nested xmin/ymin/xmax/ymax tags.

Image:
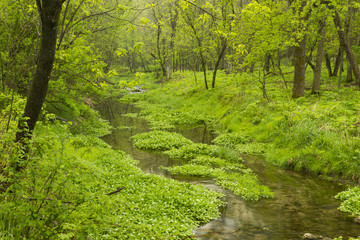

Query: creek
<box><xmin>99</xmin><ymin>99</ymin><xmax>360</xmax><ymax>240</ymax></box>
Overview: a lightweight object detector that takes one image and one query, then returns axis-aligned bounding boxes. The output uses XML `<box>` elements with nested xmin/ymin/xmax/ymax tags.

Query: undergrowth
<box><xmin>0</xmin><ymin>95</ymin><xmax>224</xmax><ymax>239</ymax></box>
<box><xmin>121</xmin><ymin>69</ymin><xmax>360</xmax><ymax>230</ymax></box>
<box><xmin>131</xmin><ymin>130</ymin><xmax>273</xmax><ymax>200</ymax></box>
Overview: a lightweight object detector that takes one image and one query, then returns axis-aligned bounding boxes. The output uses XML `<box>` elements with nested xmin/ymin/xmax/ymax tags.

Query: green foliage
<box><xmin>0</xmin><ymin>120</ymin><xmax>223</xmax><ymax>239</ymax></box>
<box><xmin>236</xmin><ymin>143</ymin><xmax>268</xmax><ymax>155</ymax></box>
<box><xmin>212</xmin><ymin>132</ymin><xmax>250</xmax><ymax>147</ymax></box>
<box><xmin>335</xmin><ymin>187</ymin><xmax>360</xmax><ymax>216</ymax></box>
<box><xmin>163</xmin><ymin>163</ymin><xmax>273</xmax><ymax>201</ymax></box>
<box><xmin>164</xmin><ymin>143</ymin><xmax>221</xmax><ymax>159</ymax></box>
<box><xmin>163</xmin><ymin>164</ymin><xmax>223</xmax><ymax>177</ymax></box>
<box><xmin>215</xmin><ymin>172</ymin><xmax>274</xmax><ymax>201</ymax></box>
<box><xmin>131</xmin><ymin>130</ymin><xmax>193</xmax><ymax>150</ymax></box>
<box><xmin>136</xmin><ymin>102</ymin><xmax>212</xmax><ymax>130</ymax></box>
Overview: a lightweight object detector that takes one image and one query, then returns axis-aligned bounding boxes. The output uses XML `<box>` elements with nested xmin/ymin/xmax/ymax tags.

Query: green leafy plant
<box><xmin>131</xmin><ymin>130</ymin><xmax>193</xmax><ymax>150</ymax></box>
<box><xmin>335</xmin><ymin>187</ymin><xmax>360</xmax><ymax>216</ymax></box>
<box><xmin>212</xmin><ymin>132</ymin><xmax>250</xmax><ymax>147</ymax></box>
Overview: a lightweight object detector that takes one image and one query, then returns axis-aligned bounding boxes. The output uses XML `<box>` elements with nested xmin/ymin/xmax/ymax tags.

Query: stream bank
<box><xmin>99</xmin><ymin>99</ymin><xmax>360</xmax><ymax>240</ymax></box>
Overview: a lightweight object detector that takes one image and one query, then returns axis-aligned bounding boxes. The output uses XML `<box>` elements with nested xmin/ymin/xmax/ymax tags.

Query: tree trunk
<box><xmin>212</xmin><ymin>40</ymin><xmax>227</xmax><ymax>88</ymax></box>
<box><xmin>346</xmin><ymin>59</ymin><xmax>353</xmax><ymax>82</ymax></box>
<box><xmin>15</xmin><ymin>0</ymin><xmax>64</xmax><ymax>150</ymax></box>
<box><xmin>292</xmin><ymin>35</ymin><xmax>307</xmax><ymax>98</ymax></box>
<box><xmin>312</xmin><ymin>23</ymin><xmax>326</xmax><ymax>94</ymax></box>
<box><xmin>200</xmin><ymin>53</ymin><xmax>208</xmax><ymax>90</ymax></box>
<box><xmin>325</xmin><ymin>53</ymin><xmax>333</xmax><ymax>77</ymax></box>
<box><xmin>338</xmin><ymin>56</ymin><xmax>343</xmax><ymax>88</ymax></box>
<box><xmin>333</xmin><ymin>10</ymin><xmax>360</xmax><ymax>88</ymax></box>
<box><xmin>264</xmin><ymin>53</ymin><xmax>271</xmax><ymax>74</ymax></box>
<box><xmin>166</xmin><ymin>0</ymin><xmax>178</xmax><ymax>81</ymax></box>
<box><xmin>332</xmin><ymin>46</ymin><xmax>344</xmax><ymax>76</ymax></box>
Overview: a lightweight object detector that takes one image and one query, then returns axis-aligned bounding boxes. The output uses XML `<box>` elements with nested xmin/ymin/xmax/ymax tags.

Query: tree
<box><xmin>311</xmin><ymin>21</ymin><xmax>326</xmax><ymax>94</ymax></box>
<box><xmin>331</xmin><ymin>5</ymin><xmax>360</xmax><ymax>88</ymax></box>
<box><xmin>15</xmin><ymin>0</ymin><xmax>65</xmax><ymax>154</ymax></box>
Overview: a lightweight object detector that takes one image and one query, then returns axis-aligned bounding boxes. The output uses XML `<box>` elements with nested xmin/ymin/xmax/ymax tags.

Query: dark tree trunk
<box><xmin>264</xmin><ymin>53</ymin><xmax>271</xmax><ymax>74</ymax></box>
<box><xmin>292</xmin><ymin>35</ymin><xmax>307</xmax><ymax>98</ymax></box>
<box><xmin>212</xmin><ymin>40</ymin><xmax>227</xmax><ymax>88</ymax></box>
<box><xmin>312</xmin><ymin>23</ymin><xmax>326</xmax><ymax>94</ymax></box>
<box><xmin>346</xmin><ymin>59</ymin><xmax>353</xmax><ymax>82</ymax></box>
<box><xmin>333</xmin><ymin>10</ymin><xmax>360</xmax><ymax>87</ymax></box>
<box><xmin>332</xmin><ymin>46</ymin><xmax>344</xmax><ymax>76</ymax></box>
<box><xmin>16</xmin><ymin>0</ymin><xmax>64</xmax><ymax>145</ymax></box>
<box><xmin>325</xmin><ymin>53</ymin><xmax>333</xmax><ymax>77</ymax></box>
<box><xmin>200</xmin><ymin>53</ymin><xmax>208</xmax><ymax>90</ymax></box>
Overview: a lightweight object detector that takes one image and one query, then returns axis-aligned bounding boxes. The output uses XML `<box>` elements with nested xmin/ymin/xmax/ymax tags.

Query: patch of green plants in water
<box><xmin>163</xmin><ymin>143</ymin><xmax>241</xmax><ymax>162</ymax></box>
<box><xmin>162</xmin><ymin>161</ymin><xmax>273</xmax><ymax>201</ymax></box>
<box><xmin>131</xmin><ymin>130</ymin><xmax>193</xmax><ymax>150</ymax></box>
<box><xmin>336</xmin><ymin>187</ymin><xmax>360</xmax><ymax>216</ymax></box>
<box><xmin>131</xmin><ymin>131</ymin><xmax>273</xmax><ymax>200</ymax></box>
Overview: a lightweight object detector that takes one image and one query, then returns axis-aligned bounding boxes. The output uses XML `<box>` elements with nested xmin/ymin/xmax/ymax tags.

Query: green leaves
<box><xmin>336</xmin><ymin>187</ymin><xmax>360</xmax><ymax>216</ymax></box>
<box><xmin>131</xmin><ymin>130</ymin><xmax>193</xmax><ymax>150</ymax></box>
<box><xmin>0</xmin><ymin>119</ymin><xmax>223</xmax><ymax>239</ymax></box>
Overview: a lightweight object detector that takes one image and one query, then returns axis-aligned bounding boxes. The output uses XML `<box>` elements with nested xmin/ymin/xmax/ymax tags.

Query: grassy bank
<box><xmin>0</xmin><ymin>93</ymin><xmax>223</xmax><ymax>239</ymax></box>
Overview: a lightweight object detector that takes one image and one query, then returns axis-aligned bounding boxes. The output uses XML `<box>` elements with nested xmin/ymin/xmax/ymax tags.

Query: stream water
<box><xmin>99</xmin><ymin>100</ymin><xmax>360</xmax><ymax>240</ymax></box>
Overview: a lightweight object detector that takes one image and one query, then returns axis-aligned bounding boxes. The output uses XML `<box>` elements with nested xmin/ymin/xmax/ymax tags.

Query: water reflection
<box><xmin>99</xmin><ymin>100</ymin><xmax>360</xmax><ymax>240</ymax></box>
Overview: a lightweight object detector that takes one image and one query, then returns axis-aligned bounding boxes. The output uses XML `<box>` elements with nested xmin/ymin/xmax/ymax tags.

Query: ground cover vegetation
<box><xmin>2</xmin><ymin>0</ymin><xmax>360</xmax><ymax>238</ymax></box>
<box><xmin>130</xmin><ymin>129</ymin><xmax>273</xmax><ymax>200</ymax></box>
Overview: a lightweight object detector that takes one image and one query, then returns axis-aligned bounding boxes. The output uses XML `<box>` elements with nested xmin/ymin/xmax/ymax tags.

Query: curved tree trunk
<box><xmin>333</xmin><ymin>10</ymin><xmax>360</xmax><ymax>88</ymax></box>
<box><xmin>212</xmin><ymin>40</ymin><xmax>227</xmax><ymax>88</ymax></box>
<box><xmin>332</xmin><ymin>46</ymin><xmax>344</xmax><ymax>77</ymax></box>
<box><xmin>15</xmin><ymin>0</ymin><xmax>64</xmax><ymax>162</ymax></box>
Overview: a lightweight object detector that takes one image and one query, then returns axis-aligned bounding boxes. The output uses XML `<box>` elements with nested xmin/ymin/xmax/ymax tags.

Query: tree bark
<box><xmin>346</xmin><ymin>59</ymin><xmax>353</xmax><ymax>82</ymax></box>
<box><xmin>264</xmin><ymin>53</ymin><xmax>271</xmax><ymax>74</ymax></box>
<box><xmin>292</xmin><ymin>35</ymin><xmax>307</xmax><ymax>98</ymax></box>
<box><xmin>332</xmin><ymin>46</ymin><xmax>344</xmax><ymax>77</ymax></box>
<box><xmin>325</xmin><ymin>53</ymin><xmax>333</xmax><ymax>77</ymax></box>
<box><xmin>166</xmin><ymin>0</ymin><xmax>178</xmax><ymax>81</ymax></box>
<box><xmin>212</xmin><ymin>40</ymin><xmax>227</xmax><ymax>88</ymax></box>
<box><xmin>15</xmin><ymin>0</ymin><xmax>64</xmax><ymax>149</ymax></box>
<box><xmin>333</xmin><ymin>10</ymin><xmax>360</xmax><ymax>88</ymax></box>
<box><xmin>312</xmin><ymin>23</ymin><xmax>326</xmax><ymax>94</ymax></box>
